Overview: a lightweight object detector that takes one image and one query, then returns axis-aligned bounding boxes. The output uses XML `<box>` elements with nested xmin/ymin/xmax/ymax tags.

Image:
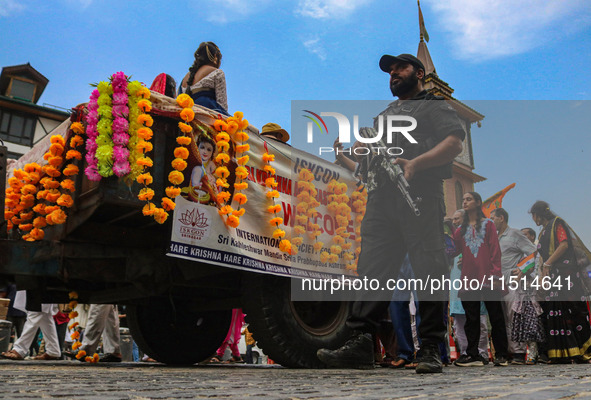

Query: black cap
<box><xmin>379</xmin><ymin>53</ymin><xmax>425</xmax><ymax>73</ymax></box>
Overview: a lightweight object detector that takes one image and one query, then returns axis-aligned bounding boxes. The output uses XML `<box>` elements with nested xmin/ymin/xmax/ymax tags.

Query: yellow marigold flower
<box><xmin>171</xmin><ymin>158</ymin><xmax>188</xmax><ymax>171</ymax></box>
<box><xmin>217</xmin><ymin>191</ymin><xmax>231</xmax><ymax>204</ymax></box>
<box><xmin>214</xmin><ymin>166</ymin><xmax>230</xmax><ymax>179</ymax></box>
<box><xmin>138</xmin><ymin>188</ymin><xmax>155</xmax><ymax>201</ymax></box>
<box><xmin>237</xmin><ymin>156</ymin><xmax>249</xmax><ymax>166</ymax></box>
<box><xmin>63</xmin><ymin>164</ymin><xmax>79</xmax><ymax>177</ymax></box>
<box><xmin>333</xmin><ymin>236</ymin><xmax>345</xmax><ymax>245</ymax></box>
<box><xmin>232</xmin><ymin>208</ymin><xmax>245</xmax><ymax>217</ymax></box>
<box><xmin>272</xmin><ymin>228</ymin><xmax>285</xmax><ymax>239</ymax></box>
<box><xmin>142</xmin><ymin>202</ymin><xmax>157</xmax><ymax>216</ymax></box>
<box><xmin>137</xmin><ymin>87</ymin><xmax>151</xmax><ymax>99</ymax></box>
<box><xmin>292</xmin><ymin>237</ymin><xmax>303</xmax><ymax>246</ymax></box>
<box><xmin>178</xmin><ymin>122</ymin><xmax>193</xmax><ymax>134</ymax></box>
<box><xmin>265</xmin><ymin>177</ymin><xmax>278</xmax><ymax>188</ymax></box>
<box><xmin>70</xmin><ymin>122</ymin><xmax>85</xmax><ymax>135</ymax></box>
<box><xmin>137</xmin><ymin>173</ymin><xmax>153</xmax><ymax>185</ymax></box>
<box><xmin>233</xmin><ymin>111</ymin><xmax>244</xmax><ymax>120</ymax></box>
<box><xmin>294</xmin><ymin>225</ymin><xmax>306</xmax><ymax>235</ymax></box>
<box><xmin>138</xmin><ymin>99</ymin><xmax>152</xmax><ymax>113</ymax></box>
<box><xmin>262</xmin><ymin>153</ymin><xmax>275</xmax><ymax>163</ymax></box>
<box><xmin>218</xmin><ymin>205</ymin><xmax>233</xmax><ymax>216</ymax></box>
<box><xmin>216</xmin><ymin>178</ymin><xmax>229</xmax><ymax>188</ymax></box>
<box><xmin>216</xmin><ymin>132</ymin><xmax>230</xmax><ymax>142</ymax></box>
<box><xmin>136</xmin><ymin>140</ymin><xmax>153</xmax><ymax>153</ymax></box>
<box><xmin>320</xmin><ymin>251</ymin><xmax>330</xmax><ymax>263</ymax></box>
<box><xmin>233</xmin><ymin>192</ymin><xmax>247</xmax><ymax>205</ymax></box>
<box><xmin>296</xmin><ymin>215</ymin><xmax>308</xmax><ymax>225</ymax></box>
<box><xmin>263</xmin><ymin>165</ymin><xmax>275</xmax><ymax>175</ymax></box>
<box><xmin>179</xmin><ymin>107</ymin><xmax>195</xmax><ymax>122</ymax></box>
<box><xmin>342</xmin><ymin>243</ymin><xmax>352</xmax><ymax>250</ymax></box>
<box><xmin>235</xmin><ymin>144</ymin><xmax>250</xmax><ymax>153</ymax></box>
<box><xmin>328</xmin><ymin>254</ymin><xmax>338</xmax><ymax>263</ymax></box>
<box><xmin>136</xmin><ymin>156</ymin><xmax>154</xmax><ymax>167</ymax></box>
<box><xmin>234</xmin><ymin>182</ymin><xmax>248</xmax><ymax>191</ymax></box>
<box><xmin>227</xmin><ymin>215</ymin><xmax>240</xmax><ymax>228</ymax></box>
<box><xmin>279</xmin><ymin>239</ymin><xmax>292</xmax><ymax>254</ymax></box>
<box><xmin>215</xmin><ymin>153</ymin><xmax>230</xmax><ymax>164</ymax></box>
<box><xmin>137</xmin><ymin>127</ymin><xmax>153</xmax><ymax>140</ymax></box>
<box><xmin>296</xmin><ymin>202</ymin><xmax>309</xmax><ymax>213</ymax></box>
<box><xmin>235</xmin><ymin>166</ymin><xmax>248</xmax><ymax>179</ymax></box>
<box><xmin>66</xmin><ymin>150</ymin><xmax>82</xmax><ymax>160</ymax></box>
<box><xmin>216</xmin><ymin>140</ymin><xmax>230</xmax><ymax>153</ymax></box>
<box><xmin>162</xmin><ymin>197</ymin><xmax>176</xmax><ymax>211</ymax></box>
<box><xmin>270</xmin><ymin>217</ymin><xmax>283</xmax><ymax>226</ymax></box>
<box><xmin>137</xmin><ymin>114</ymin><xmax>154</xmax><ymax>127</ymax></box>
<box><xmin>176</xmin><ymin>93</ymin><xmax>194</xmax><ymax>109</ymax></box>
<box><xmin>313</xmin><ymin>241</ymin><xmax>324</xmax><ymax>251</ymax></box>
<box><xmin>168</xmin><ymin>170</ymin><xmax>184</xmax><ymax>185</ymax></box>
<box><xmin>174</xmin><ymin>146</ymin><xmax>189</xmax><ymax>159</ymax></box>
<box><xmin>266</xmin><ymin>190</ymin><xmax>280</xmax><ymax>199</ymax></box>
<box><xmin>165</xmin><ymin>186</ymin><xmax>181</xmax><ymax>198</ymax></box>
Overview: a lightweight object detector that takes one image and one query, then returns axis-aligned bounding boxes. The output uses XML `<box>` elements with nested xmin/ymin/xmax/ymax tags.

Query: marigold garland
<box><xmin>290</xmin><ymin>168</ymin><xmax>323</xmax><ymax>256</ymax></box>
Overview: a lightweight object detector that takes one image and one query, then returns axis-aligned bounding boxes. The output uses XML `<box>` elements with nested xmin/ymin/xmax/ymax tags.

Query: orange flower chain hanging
<box><xmin>323</xmin><ymin>179</ymin><xmax>356</xmax><ymax>269</ymax></box>
<box><xmin>291</xmin><ymin>168</ymin><xmax>323</xmax><ymax>256</ymax></box>
<box><xmin>67</xmin><ymin>291</ymin><xmax>99</xmax><ymax>363</ymax></box>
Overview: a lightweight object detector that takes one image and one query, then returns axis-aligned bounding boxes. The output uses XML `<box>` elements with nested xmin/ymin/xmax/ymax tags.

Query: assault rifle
<box><xmin>357</xmin><ymin>127</ymin><xmax>421</xmax><ymax>216</ymax></box>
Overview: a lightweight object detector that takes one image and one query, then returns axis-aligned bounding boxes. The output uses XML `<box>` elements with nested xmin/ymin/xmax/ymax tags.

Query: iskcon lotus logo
<box><xmin>179</xmin><ymin>208</ymin><xmax>209</xmax><ymax>229</ymax></box>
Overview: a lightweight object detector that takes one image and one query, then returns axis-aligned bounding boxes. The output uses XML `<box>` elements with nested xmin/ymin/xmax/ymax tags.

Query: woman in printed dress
<box><xmin>530</xmin><ymin>200</ymin><xmax>591</xmax><ymax>363</ymax></box>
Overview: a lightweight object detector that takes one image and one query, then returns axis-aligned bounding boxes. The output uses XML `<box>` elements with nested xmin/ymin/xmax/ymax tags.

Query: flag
<box><xmin>481</xmin><ymin>183</ymin><xmax>516</xmax><ymax>218</ymax></box>
<box><xmin>418</xmin><ymin>0</ymin><xmax>429</xmax><ymax>42</ymax></box>
<box><xmin>517</xmin><ymin>253</ymin><xmax>536</xmax><ymax>274</ymax></box>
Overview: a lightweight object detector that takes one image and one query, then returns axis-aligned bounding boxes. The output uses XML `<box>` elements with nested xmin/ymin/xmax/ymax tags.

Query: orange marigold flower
<box><xmin>137</xmin><ymin>87</ymin><xmax>151</xmax><ymax>99</ymax></box>
<box><xmin>137</xmin><ymin>114</ymin><xmax>154</xmax><ymax>127</ymax></box>
<box><xmin>235</xmin><ymin>144</ymin><xmax>250</xmax><ymax>153</ymax></box>
<box><xmin>263</xmin><ymin>165</ymin><xmax>275</xmax><ymax>175</ymax></box>
<box><xmin>232</xmin><ymin>208</ymin><xmax>245</xmax><ymax>217</ymax></box>
<box><xmin>168</xmin><ymin>170</ymin><xmax>184</xmax><ymax>185</ymax></box>
<box><xmin>11</xmin><ymin>217</ymin><xmax>22</xmax><ymax>225</ymax></box>
<box><xmin>234</xmin><ymin>182</ymin><xmax>248</xmax><ymax>191</ymax></box>
<box><xmin>178</xmin><ymin>122</ymin><xmax>193</xmax><ymax>134</ymax></box>
<box><xmin>70</xmin><ymin>122</ymin><xmax>84</xmax><ymax>134</ymax></box>
<box><xmin>57</xmin><ymin>194</ymin><xmax>74</xmax><ymax>208</ymax></box>
<box><xmin>4</xmin><ymin>210</ymin><xmax>15</xmax><ymax>220</ymax></box>
<box><xmin>44</xmin><ymin>206</ymin><xmax>59</xmax><ymax>214</ymax></box>
<box><xmin>226</xmin><ymin>121</ymin><xmax>239</xmax><ymax>135</ymax></box>
<box><xmin>294</xmin><ymin>225</ymin><xmax>306</xmax><ymax>235</ymax></box>
<box><xmin>31</xmin><ymin>229</ymin><xmax>45</xmax><ymax>240</ymax></box>
<box><xmin>136</xmin><ymin>140</ymin><xmax>153</xmax><ymax>153</ymax></box>
<box><xmin>266</xmin><ymin>190</ymin><xmax>280</xmax><ymax>199</ymax></box>
<box><xmin>179</xmin><ymin>107</ymin><xmax>195</xmax><ymax>122</ymax></box>
<box><xmin>43</xmin><ymin>179</ymin><xmax>60</xmax><ymax>189</ymax></box>
<box><xmin>216</xmin><ymin>191</ymin><xmax>231</xmax><ymax>204</ymax></box>
<box><xmin>24</xmin><ymin>163</ymin><xmax>41</xmax><ymax>173</ymax></box>
<box><xmin>65</xmin><ymin>150</ymin><xmax>82</xmax><ymax>161</ymax></box>
<box><xmin>165</xmin><ymin>186</ymin><xmax>181</xmax><ymax>198</ymax></box>
<box><xmin>216</xmin><ymin>178</ymin><xmax>229</xmax><ymax>188</ymax></box>
<box><xmin>270</xmin><ymin>217</ymin><xmax>283</xmax><ymax>226</ymax></box>
<box><xmin>137</xmin><ymin>173</ymin><xmax>153</xmax><ymax>185</ymax></box>
<box><xmin>69</xmin><ymin>291</ymin><xmax>78</xmax><ymax>299</ymax></box>
<box><xmin>75</xmin><ymin>350</ymin><xmax>86</xmax><ymax>359</ymax></box>
<box><xmin>215</xmin><ymin>132</ymin><xmax>230</xmax><ymax>142</ymax></box>
<box><xmin>84</xmin><ymin>356</ymin><xmax>93</xmax><ymax>362</ymax></box>
<box><xmin>48</xmin><ymin>156</ymin><xmax>63</xmax><ymax>167</ymax></box>
<box><xmin>173</xmin><ymin>147</ymin><xmax>189</xmax><ymax>159</ymax></box>
<box><xmin>49</xmin><ymin>143</ymin><xmax>64</xmax><ymax>157</ymax></box>
<box><xmin>343</xmin><ymin>243</ymin><xmax>353</xmax><ymax>251</ymax></box>
<box><xmin>292</xmin><ymin>237</ymin><xmax>303</xmax><ymax>246</ymax></box>
<box><xmin>92</xmin><ymin>353</ymin><xmax>100</xmax><ymax>363</ymax></box>
<box><xmin>218</xmin><ymin>205</ymin><xmax>233</xmax><ymax>216</ymax></box>
<box><xmin>267</xmin><ymin>205</ymin><xmax>281</xmax><ymax>214</ymax></box>
<box><xmin>137</xmin><ymin>127</ymin><xmax>153</xmax><ymax>140</ymax></box>
<box><xmin>142</xmin><ymin>202</ymin><xmax>157</xmax><ymax>216</ymax></box>
<box><xmin>69</xmin><ymin>321</ymin><xmax>79</xmax><ymax>331</ymax></box>
<box><xmin>332</xmin><ymin>236</ymin><xmax>345</xmax><ymax>245</ymax></box>
<box><xmin>48</xmin><ymin>209</ymin><xmax>67</xmax><ymax>225</ymax></box>
<box><xmin>235</xmin><ymin>166</ymin><xmax>248</xmax><ymax>179</ymax></box>
<box><xmin>70</xmin><ymin>135</ymin><xmax>84</xmax><ymax>148</ymax></box>
<box><xmin>63</xmin><ymin>164</ymin><xmax>79</xmax><ymax>177</ymax></box>
<box><xmin>176</xmin><ymin>136</ymin><xmax>191</xmax><ymax>145</ymax></box>
<box><xmin>272</xmin><ymin>228</ymin><xmax>285</xmax><ymax>239</ymax></box>
<box><xmin>233</xmin><ymin>192</ymin><xmax>247</xmax><ymax>205</ymax></box>
<box><xmin>72</xmin><ymin>341</ymin><xmax>82</xmax><ymax>350</ymax></box>
<box><xmin>18</xmin><ymin>223</ymin><xmax>33</xmax><ymax>231</ymax></box>
<box><xmin>227</xmin><ymin>215</ymin><xmax>240</xmax><ymax>228</ymax></box>
<box><xmin>239</xmin><ymin>119</ymin><xmax>249</xmax><ymax>130</ymax></box>
<box><xmin>330</xmin><ymin>245</ymin><xmax>342</xmax><ymax>255</ymax></box>
<box><xmin>20</xmin><ymin>184</ymin><xmax>37</xmax><ymax>195</ymax></box>
<box><xmin>176</xmin><ymin>93</ymin><xmax>194</xmax><ymax>109</ymax></box>
<box><xmin>68</xmin><ymin>301</ymin><xmax>78</xmax><ymax>311</ymax></box>
<box><xmin>213</xmin><ymin>119</ymin><xmax>228</xmax><ymax>132</ymax></box>
<box><xmin>50</xmin><ymin>135</ymin><xmax>66</xmax><ymax>146</ymax></box>
<box><xmin>153</xmin><ymin>208</ymin><xmax>169</xmax><ymax>224</ymax></box>
<box><xmin>138</xmin><ymin>188</ymin><xmax>155</xmax><ymax>201</ymax></box>
<box><xmin>329</xmin><ymin>254</ymin><xmax>339</xmax><ymax>263</ymax></box>
<box><xmin>262</xmin><ymin>153</ymin><xmax>275</xmax><ymax>163</ymax></box>
<box><xmin>279</xmin><ymin>239</ymin><xmax>292</xmax><ymax>254</ymax></box>
<box><xmin>33</xmin><ymin>217</ymin><xmax>47</xmax><ymax>229</ymax></box>
<box><xmin>237</xmin><ymin>156</ymin><xmax>249</xmax><ymax>166</ymax></box>
<box><xmin>234</xmin><ymin>131</ymin><xmax>249</xmax><ymax>142</ymax></box>
<box><xmin>33</xmin><ymin>204</ymin><xmax>46</xmax><ymax>215</ymax></box>
<box><xmin>138</xmin><ymin>99</ymin><xmax>152</xmax><ymax>112</ymax></box>
<box><xmin>233</xmin><ymin>111</ymin><xmax>244</xmax><ymax>119</ymax></box>
<box><xmin>136</xmin><ymin>157</ymin><xmax>153</xmax><ymax>167</ymax></box>
<box><xmin>171</xmin><ymin>158</ymin><xmax>187</xmax><ymax>171</ymax></box>
<box><xmin>313</xmin><ymin>242</ymin><xmax>324</xmax><ymax>251</ymax></box>
<box><xmin>214</xmin><ymin>166</ymin><xmax>230</xmax><ymax>179</ymax></box>
<box><xmin>43</xmin><ymin>165</ymin><xmax>61</xmax><ymax>178</ymax></box>
<box><xmin>69</xmin><ymin>311</ymin><xmax>79</xmax><ymax>319</ymax></box>
<box><xmin>215</xmin><ymin>153</ymin><xmax>230</xmax><ymax>164</ymax></box>
<box><xmin>71</xmin><ymin>331</ymin><xmax>80</xmax><ymax>340</ymax></box>
<box><xmin>216</xmin><ymin>140</ymin><xmax>230</xmax><ymax>153</ymax></box>
<box><xmin>265</xmin><ymin>177</ymin><xmax>278</xmax><ymax>188</ymax></box>
<box><xmin>45</xmin><ymin>189</ymin><xmax>61</xmax><ymax>203</ymax></box>
<box><xmin>161</xmin><ymin>197</ymin><xmax>176</xmax><ymax>211</ymax></box>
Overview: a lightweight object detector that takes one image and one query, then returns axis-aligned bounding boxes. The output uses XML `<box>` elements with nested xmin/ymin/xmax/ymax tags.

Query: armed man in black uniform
<box><xmin>317</xmin><ymin>53</ymin><xmax>466</xmax><ymax>373</ymax></box>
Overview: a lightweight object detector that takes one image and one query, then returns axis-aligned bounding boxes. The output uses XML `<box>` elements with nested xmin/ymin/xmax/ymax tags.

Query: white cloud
<box><xmin>303</xmin><ymin>37</ymin><xmax>327</xmax><ymax>60</ymax></box>
<box><xmin>425</xmin><ymin>0</ymin><xmax>591</xmax><ymax>60</ymax></box>
<box><xmin>196</xmin><ymin>0</ymin><xmax>273</xmax><ymax>23</ymax></box>
<box><xmin>296</xmin><ymin>0</ymin><xmax>372</xmax><ymax>19</ymax></box>
<box><xmin>0</xmin><ymin>0</ymin><xmax>25</xmax><ymax>17</ymax></box>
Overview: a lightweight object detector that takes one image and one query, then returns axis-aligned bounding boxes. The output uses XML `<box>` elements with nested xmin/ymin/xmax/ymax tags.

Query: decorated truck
<box><xmin>0</xmin><ymin>73</ymin><xmax>367</xmax><ymax>367</ymax></box>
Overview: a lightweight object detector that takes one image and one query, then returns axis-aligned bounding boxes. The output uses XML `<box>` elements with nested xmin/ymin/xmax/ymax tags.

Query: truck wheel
<box><xmin>127</xmin><ymin>297</ymin><xmax>231</xmax><ymax>365</ymax></box>
<box><xmin>243</xmin><ymin>274</ymin><xmax>351</xmax><ymax>368</ymax></box>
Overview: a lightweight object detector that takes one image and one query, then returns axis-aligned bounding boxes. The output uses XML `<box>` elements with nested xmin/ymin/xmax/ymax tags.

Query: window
<box><xmin>455</xmin><ymin>181</ymin><xmax>464</xmax><ymax>211</ymax></box>
<box><xmin>9</xmin><ymin>78</ymin><xmax>36</xmax><ymax>102</ymax></box>
<box><xmin>0</xmin><ymin>109</ymin><xmax>36</xmax><ymax>146</ymax></box>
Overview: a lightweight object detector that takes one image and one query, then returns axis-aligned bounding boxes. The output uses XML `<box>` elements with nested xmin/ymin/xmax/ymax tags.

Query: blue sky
<box><xmin>2</xmin><ymin>0</ymin><xmax>591</xmax><ymax>243</ymax></box>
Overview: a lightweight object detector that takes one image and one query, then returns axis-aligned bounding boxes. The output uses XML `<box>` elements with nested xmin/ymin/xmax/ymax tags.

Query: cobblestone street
<box><xmin>1</xmin><ymin>361</ymin><xmax>591</xmax><ymax>399</ymax></box>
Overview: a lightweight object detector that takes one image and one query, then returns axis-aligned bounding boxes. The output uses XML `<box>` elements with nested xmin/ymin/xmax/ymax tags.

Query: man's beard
<box><xmin>390</xmin><ymin>73</ymin><xmax>419</xmax><ymax>97</ymax></box>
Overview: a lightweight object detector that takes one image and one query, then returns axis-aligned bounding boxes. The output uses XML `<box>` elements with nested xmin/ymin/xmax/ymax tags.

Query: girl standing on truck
<box><xmin>179</xmin><ymin>42</ymin><xmax>228</xmax><ymax>115</ymax></box>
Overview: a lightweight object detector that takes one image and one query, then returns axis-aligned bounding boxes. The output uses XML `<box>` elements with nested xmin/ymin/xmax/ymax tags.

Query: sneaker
<box><xmin>317</xmin><ymin>333</ymin><xmax>374</xmax><ymax>369</ymax></box>
<box><xmin>454</xmin><ymin>354</ymin><xmax>485</xmax><ymax>367</ymax></box>
<box><xmin>494</xmin><ymin>356</ymin><xmax>509</xmax><ymax>366</ymax></box>
<box><xmin>537</xmin><ymin>354</ymin><xmax>549</xmax><ymax>364</ymax></box>
<box><xmin>510</xmin><ymin>353</ymin><xmax>526</xmax><ymax>365</ymax></box>
<box><xmin>416</xmin><ymin>344</ymin><xmax>443</xmax><ymax>374</ymax></box>
<box><xmin>479</xmin><ymin>353</ymin><xmax>490</xmax><ymax>365</ymax></box>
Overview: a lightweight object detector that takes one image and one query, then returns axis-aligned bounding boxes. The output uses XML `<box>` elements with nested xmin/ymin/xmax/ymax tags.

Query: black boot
<box><xmin>416</xmin><ymin>343</ymin><xmax>442</xmax><ymax>374</ymax></box>
<box><xmin>317</xmin><ymin>333</ymin><xmax>374</xmax><ymax>369</ymax></box>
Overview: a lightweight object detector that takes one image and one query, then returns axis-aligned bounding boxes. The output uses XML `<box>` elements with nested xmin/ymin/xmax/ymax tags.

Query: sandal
<box><xmin>229</xmin><ymin>355</ymin><xmax>244</xmax><ymax>363</ymax></box>
<box><xmin>208</xmin><ymin>355</ymin><xmax>222</xmax><ymax>363</ymax></box>
<box><xmin>1</xmin><ymin>350</ymin><xmax>24</xmax><ymax>360</ymax></box>
<box><xmin>386</xmin><ymin>357</ymin><xmax>408</xmax><ymax>369</ymax></box>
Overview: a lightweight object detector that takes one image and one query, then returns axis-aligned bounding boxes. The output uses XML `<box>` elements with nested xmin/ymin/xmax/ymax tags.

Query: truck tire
<box><xmin>127</xmin><ymin>297</ymin><xmax>231</xmax><ymax>365</ymax></box>
<box><xmin>243</xmin><ymin>274</ymin><xmax>351</xmax><ymax>368</ymax></box>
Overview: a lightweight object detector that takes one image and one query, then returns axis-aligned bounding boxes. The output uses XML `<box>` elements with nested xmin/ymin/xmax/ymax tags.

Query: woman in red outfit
<box><xmin>453</xmin><ymin>192</ymin><xmax>509</xmax><ymax>367</ymax></box>
<box><xmin>530</xmin><ymin>201</ymin><xmax>591</xmax><ymax>363</ymax></box>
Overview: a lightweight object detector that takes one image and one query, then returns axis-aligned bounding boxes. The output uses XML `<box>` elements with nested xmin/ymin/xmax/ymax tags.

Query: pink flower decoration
<box><xmin>85</xmin><ymin>165</ymin><xmax>101</xmax><ymax>181</ymax></box>
<box><xmin>113</xmin><ymin>93</ymin><xmax>128</xmax><ymax>106</ymax></box>
<box><xmin>90</xmin><ymin>89</ymin><xmax>100</xmax><ymax>103</ymax></box>
<box><xmin>112</xmin><ymin>105</ymin><xmax>129</xmax><ymax>117</ymax></box>
<box><xmin>113</xmin><ymin>161</ymin><xmax>131</xmax><ymax>177</ymax></box>
<box><xmin>113</xmin><ymin>145</ymin><xmax>130</xmax><ymax>161</ymax></box>
<box><xmin>112</xmin><ymin>132</ymin><xmax>129</xmax><ymax>146</ymax></box>
<box><xmin>111</xmin><ymin>72</ymin><xmax>128</xmax><ymax>93</ymax></box>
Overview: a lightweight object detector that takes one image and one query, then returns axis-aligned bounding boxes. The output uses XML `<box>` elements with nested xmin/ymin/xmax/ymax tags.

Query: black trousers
<box><xmin>347</xmin><ymin>181</ymin><xmax>449</xmax><ymax>346</ymax></box>
<box><xmin>462</xmin><ymin>300</ymin><xmax>508</xmax><ymax>358</ymax></box>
